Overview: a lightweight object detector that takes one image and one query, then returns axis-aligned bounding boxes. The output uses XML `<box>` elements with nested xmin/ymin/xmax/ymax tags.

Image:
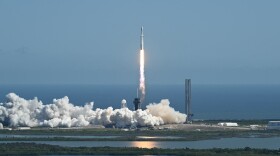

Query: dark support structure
<box><xmin>185</xmin><ymin>79</ymin><xmax>193</xmax><ymax>123</ymax></box>
<box><xmin>133</xmin><ymin>98</ymin><xmax>141</xmax><ymax>110</ymax></box>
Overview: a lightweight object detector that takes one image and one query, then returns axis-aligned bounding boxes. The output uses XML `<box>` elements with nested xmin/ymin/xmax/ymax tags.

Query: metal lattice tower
<box><xmin>185</xmin><ymin>79</ymin><xmax>193</xmax><ymax>122</ymax></box>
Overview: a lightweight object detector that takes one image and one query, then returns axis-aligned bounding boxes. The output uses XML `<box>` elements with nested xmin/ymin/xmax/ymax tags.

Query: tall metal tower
<box><xmin>185</xmin><ymin>79</ymin><xmax>193</xmax><ymax>122</ymax></box>
<box><xmin>133</xmin><ymin>88</ymin><xmax>141</xmax><ymax>110</ymax></box>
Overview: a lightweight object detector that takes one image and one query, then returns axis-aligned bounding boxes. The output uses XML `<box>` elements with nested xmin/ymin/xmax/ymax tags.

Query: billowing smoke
<box><xmin>147</xmin><ymin>99</ymin><xmax>187</xmax><ymax>124</ymax></box>
<box><xmin>0</xmin><ymin>93</ymin><xmax>186</xmax><ymax>128</ymax></box>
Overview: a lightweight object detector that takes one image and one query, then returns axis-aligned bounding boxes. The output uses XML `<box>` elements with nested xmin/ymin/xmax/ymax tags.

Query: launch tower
<box><xmin>185</xmin><ymin>79</ymin><xmax>193</xmax><ymax>122</ymax></box>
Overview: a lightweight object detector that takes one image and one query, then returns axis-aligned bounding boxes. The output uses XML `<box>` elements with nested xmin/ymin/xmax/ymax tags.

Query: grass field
<box><xmin>0</xmin><ymin>143</ymin><xmax>279</xmax><ymax>155</ymax></box>
<box><xmin>0</xmin><ymin>119</ymin><xmax>279</xmax><ymax>141</ymax></box>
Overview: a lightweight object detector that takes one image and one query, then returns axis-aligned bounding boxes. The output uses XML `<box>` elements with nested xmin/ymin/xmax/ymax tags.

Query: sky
<box><xmin>0</xmin><ymin>0</ymin><xmax>280</xmax><ymax>85</ymax></box>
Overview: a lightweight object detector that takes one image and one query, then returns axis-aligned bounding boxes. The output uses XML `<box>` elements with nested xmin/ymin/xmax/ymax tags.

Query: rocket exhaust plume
<box><xmin>139</xmin><ymin>26</ymin><xmax>145</xmax><ymax>104</ymax></box>
<box><xmin>0</xmin><ymin>93</ymin><xmax>186</xmax><ymax>128</ymax></box>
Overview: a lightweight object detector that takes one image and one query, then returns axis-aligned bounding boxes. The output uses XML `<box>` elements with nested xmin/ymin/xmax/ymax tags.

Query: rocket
<box><xmin>140</xmin><ymin>26</ymin><xmax>144</xmax><ymax>50</ymax></box>
<box><xmin>138</xmin><ymin>26</ymin><xmax>145</xmax><ymax>107</ymax></box>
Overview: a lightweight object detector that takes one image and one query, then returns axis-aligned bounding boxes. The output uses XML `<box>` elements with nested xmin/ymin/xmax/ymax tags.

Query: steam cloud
<box><xmin>0</xmin><ymin>93</ymin><xmax>186</xmax><ymax>128</ymax></box>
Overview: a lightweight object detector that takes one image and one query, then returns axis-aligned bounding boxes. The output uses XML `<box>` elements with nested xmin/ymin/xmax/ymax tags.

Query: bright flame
<box><xmin>139</xmin><ymin>49</ymin><xmax>145</xmax><ymax>103</ymax></box>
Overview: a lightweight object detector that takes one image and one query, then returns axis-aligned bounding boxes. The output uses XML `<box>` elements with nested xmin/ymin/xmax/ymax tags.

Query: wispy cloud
<box><xmin>0</xmin><ymin>46</ymin><xmax>30</xmax><ymax>55</ymax></box>
<box><xmin>13</xmin><ymin>46</ymin><xmax>29</xmax><ymax>55</ymax></box>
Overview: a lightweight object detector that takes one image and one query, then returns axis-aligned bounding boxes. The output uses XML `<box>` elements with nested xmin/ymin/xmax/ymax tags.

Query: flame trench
<box><xmin>139</xmin><ymin>49</ymin><xmax>145</xmax><ymax>103</ymax></box>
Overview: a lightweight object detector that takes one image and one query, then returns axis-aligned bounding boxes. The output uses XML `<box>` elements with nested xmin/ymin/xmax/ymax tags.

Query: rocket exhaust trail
<box><xmin>139</xmin><ymin>26</ymin><xmax>145</xmax><ymax>104</ymax></box>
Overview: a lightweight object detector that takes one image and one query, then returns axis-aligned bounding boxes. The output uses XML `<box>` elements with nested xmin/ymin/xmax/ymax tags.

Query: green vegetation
<box><xmin>0</xmin><ymin>143</ymin><xmax>279</xmax><ymax>155</ymax></box>
<box><xmin>0</xmin><ymin>129</ymin><xmax>280</xmax><ymax>141</ymax></box>
<box><xmin>0</xmin><ymin>119</ymin><xmax>279</xmax><ymax>141</ymax></box>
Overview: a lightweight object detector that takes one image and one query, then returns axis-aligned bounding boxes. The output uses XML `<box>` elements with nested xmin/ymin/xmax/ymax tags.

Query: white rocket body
<box><xmin>140</xmin><ymin>26</ymin><xmax>144</xmax><ymax>50</ymax></box>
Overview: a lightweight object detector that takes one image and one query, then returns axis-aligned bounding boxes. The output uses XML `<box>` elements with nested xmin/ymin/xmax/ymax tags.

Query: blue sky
<box><xmin>0</xmin><ymin>0</ymin><xmax>280</xmax><ymax>85</ymax></box>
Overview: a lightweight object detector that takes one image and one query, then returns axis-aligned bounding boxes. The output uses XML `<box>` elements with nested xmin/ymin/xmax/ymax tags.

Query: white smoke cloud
<box><xmin>0</xmin><ymin>93</ymin><xmax>186</xmax><ymax>128</ymax></box>
<box><xmin>147</xmin><ymin>99</ymin><xmax>187</xmax><ymax>124</ymax></box>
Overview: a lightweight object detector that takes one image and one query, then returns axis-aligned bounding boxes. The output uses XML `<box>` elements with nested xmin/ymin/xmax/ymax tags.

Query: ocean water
<box><xmin>0</xmin><ymin>84</ymin><xmax>279</xmax><ymax>119</ymax></box>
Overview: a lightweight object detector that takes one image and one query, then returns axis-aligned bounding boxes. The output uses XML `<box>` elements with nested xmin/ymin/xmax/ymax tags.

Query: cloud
<box><xmin>13</xmin><ymin>46</ymin><xmax>29</xmax><ymax>55</ymax></box>
<box><xmin>0</xmin><ymin>46</ymin><xmax>30</xmax><ymax>55</ymax></box>
<box><xmin>0</xmin><ymin>93</ymin><xmax>186</xmax><ymax>128</ymax></box>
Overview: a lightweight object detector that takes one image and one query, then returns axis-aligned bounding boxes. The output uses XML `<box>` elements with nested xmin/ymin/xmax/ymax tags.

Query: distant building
<box><xmin>267</xmin><ymin>121</ymin><xmax>280</xmax><ymax>130</ymax></box>
<box><xmin>218</xmin><ymin>122</ymin><xmax>238</xmax><ymax>127</ymax></box>
<box><xmin>250</xmin><ymin>125</ymin><xmax>260</xmax><ymax>130</ymax></box>
<box><xmin>16</xmin><ymin>127</ymin><xmax>31</xmax><ymax>130</ymax></box>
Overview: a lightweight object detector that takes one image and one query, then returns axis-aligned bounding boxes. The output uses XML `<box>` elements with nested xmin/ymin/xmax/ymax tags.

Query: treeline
<box><xmin>0</xmin><ymin>143</ymin><xmax>279</xmax><ymax>155</ymax></box>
